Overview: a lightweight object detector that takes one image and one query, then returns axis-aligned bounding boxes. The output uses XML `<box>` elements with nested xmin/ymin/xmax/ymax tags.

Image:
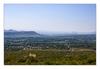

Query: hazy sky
<box><xmin>4</xmin><ymin>4</ymin><xmax>96</xmax><ymax>32</ymax></box>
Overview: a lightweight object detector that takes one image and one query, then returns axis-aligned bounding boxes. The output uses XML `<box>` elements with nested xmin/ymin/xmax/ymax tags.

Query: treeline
<box><xmin>4</xmin><ymin>34</ymin><xmax>96</xmax><ymax>42</ymax></box>
<box><xmin>4</xmin><ymin>35</ymin><xmax>96</xmax><ymax>51</ymax></box>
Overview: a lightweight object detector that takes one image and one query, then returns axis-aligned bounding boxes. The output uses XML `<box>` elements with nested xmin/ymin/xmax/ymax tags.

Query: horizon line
<box><xmin>4</xmin><ymin>29</ymin><xmax>96</xmax><ymax>33</ymax></box>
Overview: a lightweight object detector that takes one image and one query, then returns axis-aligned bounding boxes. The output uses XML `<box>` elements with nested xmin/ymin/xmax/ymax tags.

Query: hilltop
<box><xmin>4</xmin><ymin>29</ymin><xmax>40</xmax><ymax>37</ymax></box>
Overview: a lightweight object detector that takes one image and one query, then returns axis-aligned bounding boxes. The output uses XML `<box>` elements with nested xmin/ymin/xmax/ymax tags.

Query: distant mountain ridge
<box><xmin>4</xmin><ymin>29</ymin><xmax>17</xmax><ymax>32</ymax></box>
<box><xmin>4</xmin><ymin>29</ymin><xmax>96</xmax><ymax>37</ymax></box>
<box><xmin>4</xmin><ymin>29</ymin><xmax>40</xmax><ymax>37</ymax></box>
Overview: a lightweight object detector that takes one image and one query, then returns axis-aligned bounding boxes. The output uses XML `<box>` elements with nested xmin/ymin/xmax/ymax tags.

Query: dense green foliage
<box><xmin>4</xmin><ymin>35</ymin><xmax>96</xmax><ymax>51</ymax></box>
<box><xmin>4</xmin><ymin>34</ymin><xmax>96</xmax><ymax>65</ymax></box>
<box><xmin>4</xmin><ymin>50</ymin><xmax>96</xmax><ymax>65</ymax></box>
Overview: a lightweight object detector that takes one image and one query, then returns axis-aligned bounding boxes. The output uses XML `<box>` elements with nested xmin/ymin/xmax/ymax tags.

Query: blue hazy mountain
<box><xmin>4</xmin><ymin>29</ymin><xmax>17</xmax><ymax>32</ymax></box>
<box><xmin>4</xmin><ymin>29</ymin><xmax>96</xmax><ymax>37</ymax></box>
<box><xmin>4</xmin><ymin>29</ymin><xmax>40</xmax><ymax>37</ymax></box>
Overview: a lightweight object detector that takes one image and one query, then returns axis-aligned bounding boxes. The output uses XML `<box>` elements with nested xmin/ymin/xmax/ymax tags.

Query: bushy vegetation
<box><xmin>4</xmin><ymin>50</ymin><xmax>96</xmax><ymax>65</ymax></box>
<box><xmin>4</xmin><ymin>34</ymin><xmax>96</xmax><ymax>65</ymax></box>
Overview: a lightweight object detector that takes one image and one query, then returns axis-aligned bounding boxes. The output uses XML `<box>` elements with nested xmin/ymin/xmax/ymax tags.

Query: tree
<box><xmin>25</xmin><ymin>58</ymin><xmax>31</xmax><ymax>64</ymax></box>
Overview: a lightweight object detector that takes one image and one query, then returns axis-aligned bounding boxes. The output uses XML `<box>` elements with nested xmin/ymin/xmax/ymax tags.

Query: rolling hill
<box><xmin>4</xmin><ymin>29</ymin><xmax>40</xmax><ymax>37</ymax></box>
